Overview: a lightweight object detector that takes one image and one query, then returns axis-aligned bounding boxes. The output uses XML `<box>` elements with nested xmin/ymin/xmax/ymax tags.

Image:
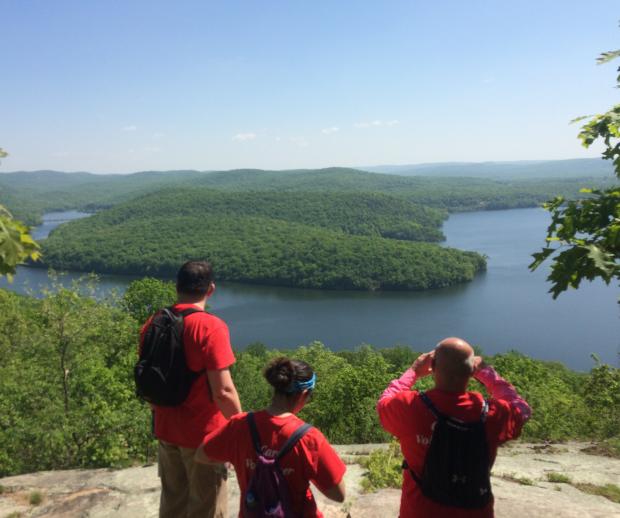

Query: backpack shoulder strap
<box><xmin>480</xmin><ymin>399</ymin><xmax>489</xmax><ymax>423</ymax></box>
<box><xmin>246</xmin><ymin>412</ymin><xmax>263</xmax><ymax>456</ymax></box>
<box><xmin>418</xmin><ymin>391</ymin><xmax>444</xmax><ymax>420</ymax></box>
<box><xmin>402</xmin><ymin>459</ymin><xmax>424</xmax><ymax>488</ymax></box>
<box><xmin>276</xmin><ymin>423</ymin><xmax>313</xmax><ymax>461</ymax></box>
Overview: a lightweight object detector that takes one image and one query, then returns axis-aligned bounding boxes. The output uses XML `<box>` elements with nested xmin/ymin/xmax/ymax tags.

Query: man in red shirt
<box><xmin>141</xmin><ymin>261</ymin><xmax>242</xmax><ymax>518</ymax></box>
<box><xmin>376</xmin><ymin>337</ymin><xmax>531</xmax><ymax>518</ymax></box>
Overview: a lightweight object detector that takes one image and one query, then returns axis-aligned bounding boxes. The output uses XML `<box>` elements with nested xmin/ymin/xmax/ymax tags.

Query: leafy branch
<box><xmin>530</xmin><ymin>49</ymin><xmax>620</xmax><ymax>301</ymax></box>
<box><xmin>0</xmin><ymin>148</ymin><xmax>41</xmax><ymax>279</ymax></box>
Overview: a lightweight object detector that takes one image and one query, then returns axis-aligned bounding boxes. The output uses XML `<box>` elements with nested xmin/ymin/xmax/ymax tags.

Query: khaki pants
<box><xmin>158</xmin><ymin>440</ymin><xmax>228</xmax><ymax>518</ymax></box>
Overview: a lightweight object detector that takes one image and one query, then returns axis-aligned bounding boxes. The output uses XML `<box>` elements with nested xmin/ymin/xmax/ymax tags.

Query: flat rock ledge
<box><xmin>1</xmin><ymin>442</ymin><xmax>619</xmax><ymax>517</ymax></box>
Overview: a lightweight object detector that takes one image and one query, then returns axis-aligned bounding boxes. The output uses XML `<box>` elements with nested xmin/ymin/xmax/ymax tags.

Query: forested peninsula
<box><xmin>41</xmin><ymin>191</ymin><xmax>484</xmax><ymax>290</ymax></box>
<box><xmin>3</xmin><ymin>164</ymin><xmax>613</xmax><ymax>290</ymax></box>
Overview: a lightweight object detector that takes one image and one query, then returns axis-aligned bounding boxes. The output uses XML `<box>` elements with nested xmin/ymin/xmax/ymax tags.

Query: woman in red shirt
<box><xmin>196</xmin><ymin>357</ymin><xmax>346</xmax><ymax>517</ymax></box>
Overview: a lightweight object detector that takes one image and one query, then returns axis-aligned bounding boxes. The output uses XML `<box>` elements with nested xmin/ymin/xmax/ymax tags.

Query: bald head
<box><xmin>433</xmin><ymin>337</ymin><xmax>475</xmax><ymax>387</ymax></box>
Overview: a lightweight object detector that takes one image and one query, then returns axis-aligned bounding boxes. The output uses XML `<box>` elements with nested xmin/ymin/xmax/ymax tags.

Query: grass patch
<box><xmin>573</xmin><ymin>483</ymin><xmax>620</xmax><ymax>504</ymax></box>
<box><xmin>6</xmin><ymin>513</ymin><xmax>23</xmax><ymax>518</ymax></box>
<box><xmin>580</xmin><ymin>438</ymin><xmax>620</xmax><ymax>459</ymax></box>
<box><xmin>360</xmin><ymin>442</ymin><xmax>402</xmax><ymax>492</ymax></box>
<box><xmin>0</xmin><ymin>484</ymin><xmax>4</xmax><ymax>495</ymax></box>
<box><xmin>547</xmin><ymin>472</ymin><xmax>572</xmax><ymax>483</ymax></box>
<box><xmin>499</xmin><ymin>473</ymin><xmax>535</xmax><ymax>486</ymax></box>
<box><xmin>29</xmin><ymin>490</ymin><xmax>43</xmax><ymax>506</ymax></box>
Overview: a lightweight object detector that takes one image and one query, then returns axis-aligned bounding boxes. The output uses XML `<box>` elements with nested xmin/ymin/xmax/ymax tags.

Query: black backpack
<box><xmin>134</xmin><ymin>306</ymin><xmax>204</xmax><ymax>406</ymax></box>
<box><xmin>404</xmin><ymin>391</ymin><xmax>492</xmax><ymax>509</ymax></box>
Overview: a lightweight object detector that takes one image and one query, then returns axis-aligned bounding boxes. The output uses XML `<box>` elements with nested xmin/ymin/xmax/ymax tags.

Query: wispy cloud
<box><xmin>152</xmin><ymin>132</ymin><xmax>165</xmax><ymax>139</ymax></box>
<box><xmin>289</xmin><ymin>136</ymin><xmax>309</xmax><ymax>147</ymax></box>
<box><xmin>354</xmin><ymin>119</ymin><xmax>399</xmax><ymax>128</ymax></box>
<box><xmin>321</xmin><ymin>126</ymin><xmax>339</xmax><ymax>135</ymax></box>
<box><xmin>232</xmin><ymin>132</ymin><xmax>257</xmax><ymax>141</ymax></box>
<box><xmin>122</xmin><ymin>125</ymin><xmax>137</xmax><ymax>132</ymax></box>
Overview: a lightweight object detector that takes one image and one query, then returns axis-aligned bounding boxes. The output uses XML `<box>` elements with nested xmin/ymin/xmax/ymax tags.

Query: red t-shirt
<box><xmin>378</xmin><ymin>384</ymin><xmax>526</xmax><ymax>518</ymax></box>
<box><xmin>201</xmin><ymin>411</ymin><xmax>346</xmax><ymax>518</ymax></box>
<box><xmin>140</xmin><ymin>303</ymin><xmax>236</xmax><ymax>449</ymax></box>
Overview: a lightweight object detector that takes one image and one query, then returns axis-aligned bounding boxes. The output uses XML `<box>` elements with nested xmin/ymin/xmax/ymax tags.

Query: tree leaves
<box><xmin>531</xmin><ymin>49</ymin><xmax>620</xmax><ymax>302</ymax></box>
<box><xmin>0</xmin><ymin>206</ymin><xmax>41</xmax><ymax>281</ymax></box>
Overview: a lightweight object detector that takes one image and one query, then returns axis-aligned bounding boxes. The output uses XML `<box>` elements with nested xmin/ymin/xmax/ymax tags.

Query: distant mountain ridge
<box><xmin>2</xmin><ymin>158</ymin><xmax>614</xmax><ymax>180</ymax></box>
<box><xmin>0</xmin><ymin>163</ymin><xmax>615</xmax><ymax>225</ymax></box>
<box><xmin>359</xmin><ymin>158</ymin><xmax>614</xmax><ymax>178</ymax></box>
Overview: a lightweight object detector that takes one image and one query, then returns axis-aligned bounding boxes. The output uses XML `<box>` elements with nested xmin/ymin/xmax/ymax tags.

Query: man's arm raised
<box><xmin>207</xmin><ymin>368</ymin><xmax>242</xmax><ymax>419</ymax></box>
<box><xmin>376</xmin><ymin>351</ymin><xmax>435</xmax><ymax>436</ymax></box>
<box><xmin>473</xmin><ymin>358</ymin><xmax>532</xmax><ymax>438</ymax></box>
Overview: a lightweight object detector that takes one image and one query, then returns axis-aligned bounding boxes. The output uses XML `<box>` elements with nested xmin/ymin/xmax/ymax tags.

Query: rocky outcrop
<box><xmin>1</xmin><ymin>442</ymin><xmax>618</xmax><ymax>517</ymax></box>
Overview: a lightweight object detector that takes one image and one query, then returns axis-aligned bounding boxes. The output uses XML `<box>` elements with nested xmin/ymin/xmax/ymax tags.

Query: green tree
<box><xmin>0</xmin><ymin>148</ymin><xmax>41</xmax><ymax>279</ymax></box>
<box><xmin>530</xmin><ymin>49</ymin><xmax>620</xmax><ymax>300</ymax></box>
<box><xmin>121</xmin><ymin>277</ymin><xmax>177</xmax><ymax>323</ymax></box>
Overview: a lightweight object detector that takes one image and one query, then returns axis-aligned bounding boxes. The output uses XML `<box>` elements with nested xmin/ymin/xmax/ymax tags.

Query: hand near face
<box><xmin>412</xmin><ymin>351</ymin><xmax>435</xmax><ymax>378</ymax></box>
<box><xmin>472</xmin><ymin>355</ymin><xmax>486</xmax><ymax>373</ymax></box>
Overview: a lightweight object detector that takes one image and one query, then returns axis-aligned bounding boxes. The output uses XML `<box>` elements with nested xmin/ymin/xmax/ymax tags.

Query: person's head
<box><xmin>432</xmin><ymin>337</ymin><xmax>475</xmax><ymax>392</ymax></box>
<box><xmin>264</xmin><ymin>357</ymin><xmax>316</xmax><ymax>413</ymax></box>
<box><xmin>176</xmin><ymin>260</ymin><xmax>215</xmax><ymax>302</ymax></box>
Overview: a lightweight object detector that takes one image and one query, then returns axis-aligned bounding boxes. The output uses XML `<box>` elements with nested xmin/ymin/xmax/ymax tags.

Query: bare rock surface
<box><xmin>1</xmin><ymin>442</ymin><xmax>618</xmax><ymax>517</ymax></box>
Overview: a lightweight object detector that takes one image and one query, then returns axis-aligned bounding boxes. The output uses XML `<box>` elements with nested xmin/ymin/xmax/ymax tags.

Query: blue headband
<box><xmin>286</xmin><ymin>373</ymin><xmax>316</xmax><ymax>394</ymax></box>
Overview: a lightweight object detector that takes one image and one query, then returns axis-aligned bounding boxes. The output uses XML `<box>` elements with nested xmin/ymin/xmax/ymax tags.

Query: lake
<box><xmin>2</xmin><ymin>209</ymin><xmax>618</xmax><ymax>370</ymax></box>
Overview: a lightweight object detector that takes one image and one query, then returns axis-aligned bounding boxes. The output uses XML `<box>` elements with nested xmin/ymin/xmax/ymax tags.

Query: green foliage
<box><xmin>581</xmin><ymin>358</ymin><xmax>620</xmax><ymax>439</ymax></box>
<box><xmin>0</xmin><ymin>205</ymin><xmax>41</xmax><ymax>280</ymax></box>
<box><xmin>122</xmin><ymin>277</ymin><xmax>177</xmax><ymax>323</ymax></box>
<box><xmin>360</xmin><ymin>443</ymin><xmax>403</xmax><ymax>492</ymax></box>
<box><xmin>0</xmin><ymin>167</ymin><xmax>611</xmax><ymax>225</ymax></box>
<box><xmin>547</xmin><ymin>472</ymin><xmax>572</xmax><ymax>483</ymax></box>
<box><xmin>29</xmin><ymin>491</ymin><xmax>43</xmax><ymax>505</ymax></box>
<box><xmin>0</xmin><ymin>285</ymin><xmax>153</xmax><ymax>477</ymax></box>
<box><xmin>81</xmin><ymin>189</ymin><xmax>448</xmax><ymax>243</ymax></box>
<box><xmin>489</xmin><ymin>352</ymin><xmax>590</xmax><ymax>441</ymax></box>
<box><xmin>1</xmin><ymin>282</ymin><xmax>618</xmax><ymax>477</ymax></box>
<box><xmin>531</xmin><ymin>49</ymin><xmax>620</xmax><ymax>300</ymax></box>
<box><xmin>41</xmin><ymin>212</ymin><xmax>486</xmax><ymax>291</ymax></box>
<box><xmin>574</xmin><ymin>482</ymin><xmax>620</xmax><ymax>504</ymax></box>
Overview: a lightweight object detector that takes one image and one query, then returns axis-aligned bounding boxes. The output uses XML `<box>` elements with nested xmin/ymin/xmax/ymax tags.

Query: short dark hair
<box><xmin>176</xmin><ymin>260</ymin><xmax>214</xmax><ymax>297</ymax></box>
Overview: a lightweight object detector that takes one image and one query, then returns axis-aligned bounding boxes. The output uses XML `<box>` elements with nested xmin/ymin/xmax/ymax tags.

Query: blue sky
<box><xmin>1</xmin><ymin>1</ymin><xmax>618</xmax><ymax>173</ymax></box>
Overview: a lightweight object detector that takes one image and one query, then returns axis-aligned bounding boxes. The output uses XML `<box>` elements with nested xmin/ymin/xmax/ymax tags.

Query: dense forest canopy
<box><xmin>41</xmin><ymin>212</ymin><xmax>485</xmax><ymax>290</ymax></box>
<box><xmin>2</xmin><ymin>164</ymin><xmax>613</xmax><ymax>291</ymax></box>
<box><xmin>69</xmin><ymin>189</ymin><xmax>448</xmax><ymax>242</ymax></box>
<box><xmin>1</xmin><ymin>282</ymin><xmax>617</xmax><ymax>477</ymax></box>
<box><xmin>0</xmin><ymin>165</ymin><xmax>614</xmax><ymax>225</ymax></box>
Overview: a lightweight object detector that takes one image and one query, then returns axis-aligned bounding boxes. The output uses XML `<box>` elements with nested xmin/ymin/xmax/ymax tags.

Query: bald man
<box><xmin>377</xmin><ymin>338</ymin><xmax>531</xmax><ymax>518</ymax></box>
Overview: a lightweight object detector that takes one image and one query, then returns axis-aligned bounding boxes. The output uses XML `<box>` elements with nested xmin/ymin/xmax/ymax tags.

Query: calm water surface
<box><xmin>2</xmin><ymin>209</ymin><xmax>618</xmax><ymax>370</ymax></box>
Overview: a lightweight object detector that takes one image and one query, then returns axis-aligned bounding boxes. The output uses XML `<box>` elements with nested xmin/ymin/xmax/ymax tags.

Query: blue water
<box><xmin>2</xmin><ymin>209</ymin><xmax>618</xmax><ymax>370</ymax></box>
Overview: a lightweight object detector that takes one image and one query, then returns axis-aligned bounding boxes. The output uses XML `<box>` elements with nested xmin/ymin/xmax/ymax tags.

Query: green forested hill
<box><xmin>42</xmin><ymin>212</ymin><xmax>485</xmax><ymax>290</ymax></box>
<box><xmin>75</xmin><ymin>189</ymin><xmax>448</xmax><ymax>242</ymax></box>
<box><xmin>196</xmin><ymin>168</ymin><xmax>610</xmax><ymax>212</ymax></box>
<box><xmin>0</xmin><ymin>167</ymin><xmax>612</xmax><ymax>224</ymax></box>
<box><xmin>0</xmin><ymin>170</ymin><xmax>208</xmax><ymax>223</ymax></box>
